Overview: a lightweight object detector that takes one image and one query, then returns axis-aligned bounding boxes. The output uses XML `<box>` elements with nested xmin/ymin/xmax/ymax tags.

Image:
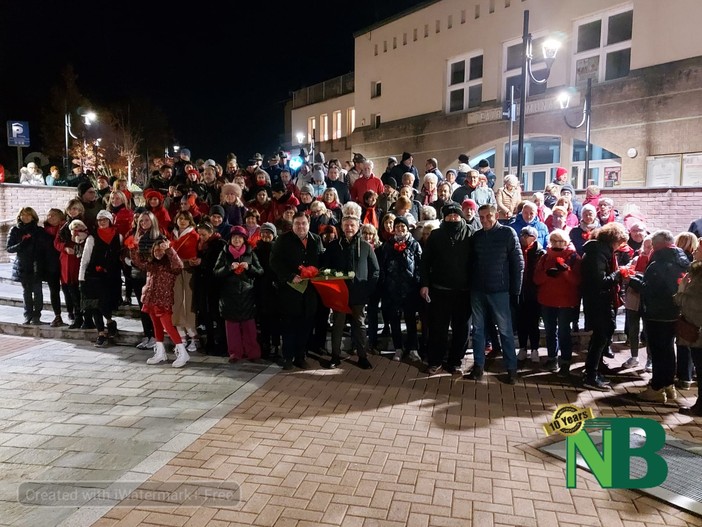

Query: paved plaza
<box><xmin>0</xmin><ymin>334</ymin><xmax>701</xmax><ymax>527</ymax></box>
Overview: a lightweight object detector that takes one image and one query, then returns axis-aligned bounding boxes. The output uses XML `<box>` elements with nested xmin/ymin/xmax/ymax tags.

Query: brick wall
<box><xmin>0</xmin><ymin>184</ymin><xmax>699</xmax><ymax>263</ymax></box>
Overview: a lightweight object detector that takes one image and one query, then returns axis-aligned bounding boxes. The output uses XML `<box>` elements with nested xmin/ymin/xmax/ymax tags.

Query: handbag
<box><xmin>675</xmin><ymin>316</ymin><xmax>701</xmax><ymax>343</ymax></box>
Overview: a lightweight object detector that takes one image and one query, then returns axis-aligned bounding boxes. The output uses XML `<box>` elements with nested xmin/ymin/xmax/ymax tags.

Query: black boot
<box><xmin>106</xmin><ymin>320</ymin><xmax>118</xmax><ymax>339</ymax></box>
<box><xmin>69</xmin><ymin>314</ymin><xmax>84</xmax><ymax>329</ymax></box>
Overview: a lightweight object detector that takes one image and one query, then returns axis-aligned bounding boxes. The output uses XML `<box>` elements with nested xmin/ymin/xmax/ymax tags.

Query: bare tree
<box><xmin>113</xmin><ymin>115</ymin><xmax>142</xmax><ymax>188</ymax></box>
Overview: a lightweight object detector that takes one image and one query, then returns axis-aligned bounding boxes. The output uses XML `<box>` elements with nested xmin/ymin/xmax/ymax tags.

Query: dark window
<box><xmin>577</xmin><ymin>19</ymin><xmax>602</xmax><ymax>53</ymax></box>
<box><xmin>450</xmin><ymin>61</ymin><xmax>465</xmax><ymax>85</ymax></box>
<box><xmin>506</xmin><ymin>44</ymin><xmax>522</xmax><ymax>70</ymax></box>
<box><xmin>468</xmin><ymin>85</ymin><xmax>482</xmax><ymax>108</ymax></box>
<box><xmin>469</xmin><ymin>55</ymin><xmax>483</xmax><ymax>80</ymax></box>
<box><xmin>605</xmin><ymin>48</ymin><xmax>631</xmax><ymax>80</ymax></box>
<box><xmin>607</xmin><ymin>10</ymin><xmax>633</xmax><ymax>45</ymax></box>
<box><xmin>449</xmin><ymin>89</ymin><xmax>464</xmax><ymax>112</ymax></box>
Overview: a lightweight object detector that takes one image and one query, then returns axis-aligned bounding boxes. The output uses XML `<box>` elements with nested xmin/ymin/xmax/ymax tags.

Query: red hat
<box><xmin>144</xmin><ymin>189</ymin><xmax>163</xmax><ymax>202</ymax></box>
<box><xmin>461</xmin><ymin>199</ymin><xmax>478</xmax><ymax>211</ymax></box>
<box><xmin>556</xmin><ymin>167</ymin><xmax>568</xmax><ymax>178</ymax></box>
<box><xmin>230</xmin><ymin>225</ymin><xmax>248</xmax><ymax>240</ymax></box>
<box><xmin>186</xmin><ymin>168</ymin><xmax>199</xmax><ymax>176</ymax></box>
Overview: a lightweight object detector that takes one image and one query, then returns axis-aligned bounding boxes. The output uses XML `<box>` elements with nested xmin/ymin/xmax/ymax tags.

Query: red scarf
<box><xmin>228</xmin><ymin>244</ymin><xmax>246</xmax><ymax>259</ymax></box>
<box><xmin>363</xmin><ymin>207</ymin><xmax>379</xmax><ymax>228</ymax></box>
<box><xmin>97</xmin><ymin>227</ymin><xmax>116</xmax><ymax>245</ymax></box>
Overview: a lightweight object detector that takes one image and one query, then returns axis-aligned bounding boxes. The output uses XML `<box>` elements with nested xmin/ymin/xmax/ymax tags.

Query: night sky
<box><xmin>0</xmin><ymin>0</ymin><xmax>429</xmax><ymax>168</ymax></box>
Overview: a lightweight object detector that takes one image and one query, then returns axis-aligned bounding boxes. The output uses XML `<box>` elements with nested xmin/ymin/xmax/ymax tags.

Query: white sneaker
<box><xmin>146</xmin><ymin>342</ymin><xmax>167</xmax><ymax>365</ymax></box>
<box><xmin>136</xmin><ymin>337</ymin><xmax>150</xmax><ymax>349</ymax></box>
<box><xmin>186</xmin><ymin>338</ymin><xmax>198</xmax><ymax>353</ymax></box>
<box><xmin>408</xmin><ymin>350</ymin><xmax>421</xmax><ymax>362</ymax></box>
<box><xmin>172</xmin><ymin>343</ymin><xmax>190</xmax><ymax>368</ymax></box>
<box><xmin>517</xmin><ymin>348</ymin><xmax>527</xmax><ymax>361</ymax></box>
<box><xmin>622</xmin><ymin>356</ymin><xmax>639</xmax><ymax>369</ymax></box>
<box><xmin>393</xmin><ymin>349</ymin><xmax>402</xmax><ymax>362</ymax></box>
<box><xmin>530</xmin><ymin>349</ymin><xmax>540</xmax><ymax>363</ymax></box>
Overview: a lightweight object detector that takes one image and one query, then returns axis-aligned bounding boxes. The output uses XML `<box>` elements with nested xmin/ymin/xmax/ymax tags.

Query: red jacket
<box><xmin>351</xmin><ymin>174</ymin><xmax>384</xmax><ymax>204</ymax></box>
<box><xmin>54</xmin><ymin>221</ymin><xmax>81</xmax><ymax>285</ymax></box>
<box><xmin>111</xmin><ymin>206</ymin><xmax>134</xmax><ymax>238</ymax></box>
<box><xmin>534</xmin><ymin>247</ymin><xmax>582</xmax><ymax>308</ymax></box>
<box><xmin>170</xmin><ymin>227</ymin><xmax>199</xmax><ymax>261</ymax></box>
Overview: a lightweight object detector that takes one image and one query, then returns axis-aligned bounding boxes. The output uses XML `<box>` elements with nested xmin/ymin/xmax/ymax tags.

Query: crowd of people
<box><xmin>6</xmin><ymin>149</ymin><xmax>702</xmax><ymax>415</ymax></box>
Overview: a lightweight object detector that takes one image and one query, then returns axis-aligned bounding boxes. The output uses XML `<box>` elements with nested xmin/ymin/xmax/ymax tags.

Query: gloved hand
<box><xmin>556</xmin><ymin>261</ymin><xmax>570</xmax><ymax>271</ymax></box>
<box><xmin>546</xmin><ymin>267</ymin><xmax>560</xmax><ymax>278</ymax></box>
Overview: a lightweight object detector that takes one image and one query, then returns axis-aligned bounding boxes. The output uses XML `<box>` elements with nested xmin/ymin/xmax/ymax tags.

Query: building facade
<box><xmin>291</xmin><ymin>0</ymin><xmax>702</xmax><ymax>191</ymax></box>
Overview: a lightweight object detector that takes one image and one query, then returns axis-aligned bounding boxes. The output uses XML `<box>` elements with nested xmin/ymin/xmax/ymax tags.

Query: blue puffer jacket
<box><xmin>471</xmin><ymin>223</ymin><xmax>524</xmax><ymax>295</ymax></box>
<box><xmin>642</xmin><ymin>246</ymin><xmax>690</xmax><ymax>321</ymax></box>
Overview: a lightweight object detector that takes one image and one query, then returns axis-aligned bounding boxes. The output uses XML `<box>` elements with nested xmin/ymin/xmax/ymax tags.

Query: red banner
<box><xmin>311</xmin><ymin>279</ymin><xmax>352</xmax><ymax>314</ymax></box>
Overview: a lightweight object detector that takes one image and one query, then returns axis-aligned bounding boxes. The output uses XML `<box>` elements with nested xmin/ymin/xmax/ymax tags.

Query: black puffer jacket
<box><xmin>420</xmin><ymin>220</ymin><xmax>472</xmax><ymax>291</ymax></box>
<box><xmin>7</xmin><ymin>221</ymin><xmax>49</xmax><ymax>282</ymax></box>
<box><xmin>580</xmin><ymin>239</ymin><xmax>620</xmax><ymax>329</ymax></box>
<box><xmin>379</xmin><ymin>235</ymin><xmax>422</xmax><ymax>310</ymax></box>
<box><xmin>213</xmin><ymin>244</ymin><xmax>263</xmax><ymax>321</ymax></box>
<box><xmin>642</xmin><ymin>246</ymin><xmax>690</xmax><ymax>321</ymax></box>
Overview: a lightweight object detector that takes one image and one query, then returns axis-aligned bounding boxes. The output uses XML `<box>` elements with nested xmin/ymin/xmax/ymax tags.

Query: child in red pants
<box><xmin>213</xmin><ymin>226</ymin><xmax>264</xmax><ymax>362</ymax></box>
<box><xmin>134</xmin><ymin>237</ymin><xmax>189</xmax><ymax>368</ymax></box>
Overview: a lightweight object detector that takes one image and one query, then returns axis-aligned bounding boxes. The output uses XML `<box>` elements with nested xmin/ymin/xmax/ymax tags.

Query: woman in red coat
<box><xmin>534</xmin><ymin>229</ymin><xmax>582</xmax><ymax>376</ymax></box>
<box><xmin>170</xmin><ymin>211</ymin><xmax>200</xmax><ymax>353</ymax></box>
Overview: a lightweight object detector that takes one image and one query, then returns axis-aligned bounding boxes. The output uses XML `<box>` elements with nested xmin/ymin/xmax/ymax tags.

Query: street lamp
<box><xmin>64</xmin><ymin>109</ymin><xmax>97</xmax><ymax>174</ymax></box>
<box><xmin>515</xmin><ymin>9</ymin><xmax>560</xmax><ymax>186</ymax></box>
<box><xmin>558</xmin><ymin>78</ymin><xmax>592</xmax><ymax>188</ymax></box>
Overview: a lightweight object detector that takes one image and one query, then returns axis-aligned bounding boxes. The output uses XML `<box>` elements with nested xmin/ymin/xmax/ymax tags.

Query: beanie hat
<box><xmin>556</xmin><ymin>167</ymin><xmax>568</xmax><ymax>178</ymax></box>
<box><xmin>461</xmin><ymin>199</ymin><xmax>478</xmax><ymax>211</ymax></box>
<box><xmin>230</xmin><ymin>225</ymin><xmax>248</xmax><ymax>240</ymax></box>
<box><xmin>180</xmin><ymin>148</ymin><xmax>191</xmax><ymax>158</ymax></box>
<box><xmin>300</xmin><ymin>184</ymin><xmax>315</xmax><ymax>196</ymax></box>
<box><xmin>209</xmin><ymin>205</ymin><xmax>225</xmax><ymax>217</ymax></box>
<box><xmin>442</xmin><ymin>203</ymin><xmax>464</xmax><ymax>219</ymax></box>
<box><xmin>560</xmin><ymin>184</ymin><xmax>575</xmax><ymax>196</ymax></box>
<box><xmin>144</xmin><ymin>189</ymin><xmax>163</xmax><ymax>202</ymax></box>
<box><xmin>457</xmin><ymin>163</ymin><xmax>470</xmax><ymax>173</ymax></box>
<box><xmin>478</xmin><ymin>159</ymin><xmax>489</xmax><ymax>168</ymax></box>
<box><xmin>203</xmin><ymin>159</ymin><xmax>216</xmax><ymax>168</ymax></box>
<box><xmin>68</xmin><ymin>219</ymin><xmax>87</xmax><ymax>231</ymax></box>
<box><xmin>77</xmin><ymin>181</ymin><xmax>93</xmax><ymax>197</ymax></box>
<box><xmin>386</xmin><ymin>177</ymin><xmax>398</xmax><ymax>189</ymax></box>
<box><xmin>401</xmin><ymin>152</ymin><xmax>413</xmax><ymax>162</ymax></box>
<box><xmin>388</xmin><ymin>156</ymin><xmax>398</xmax><ymax>165</ymax></box>
<box><xmin>260</xmin><ymin>222</ymin><xmax>277</xmax><ymax>236</ymax></box>
<box><xmin>393</xmin><ymin>215</ymin><xmax>410</xmax><ymax>229</ymax></box>
<box><xmin>271</xmin><ymin>181</ymin><xmax>286</xmax><ymax>193</ymax></box>
<box><xmin>96</xmin><ymin>210</ymin><xmax>114</xmax><ymax>224</ymax></box>
<box><xmin>311</xmin><ymin>167</ymin><xmax>325</xmax><ymax>182</ymax></box>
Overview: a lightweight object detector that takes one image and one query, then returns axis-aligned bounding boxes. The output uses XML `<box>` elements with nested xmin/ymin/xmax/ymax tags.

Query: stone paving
<box><xmin>1</xmin><ymin>331</ymin><xmax>701</xmax><ymax>527</ymax></box>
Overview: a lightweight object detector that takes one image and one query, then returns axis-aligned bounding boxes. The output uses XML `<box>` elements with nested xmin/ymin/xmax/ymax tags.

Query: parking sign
<box><xmin>7</xmin><ymin>121</ymin><xmax>30</xmax><ymax>147</ymax></box>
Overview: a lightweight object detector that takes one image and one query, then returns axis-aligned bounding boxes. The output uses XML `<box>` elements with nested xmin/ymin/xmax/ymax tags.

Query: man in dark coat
<box><xmin>323</xmin><ymin>214</ymin><xmax>379</xmax><ymax>369</ymax></box>
<box><xmin>389</xmin><ymin>152</ymin><xmax>420</xmax><ymax>190</ymax></box>
<box><xmin>270</xmin><ymin>212</ymin><xmax>324</xmax><ymax>370</ymax></box>
<box><xmin>465</xmin><ymin>204</ymin><xmax>524</xmax><ymax>384</ymax></box>
<box><xmin>420</xmin><ymin>203</ymin><xmax>472</xmax><ymax>375</ymax></box>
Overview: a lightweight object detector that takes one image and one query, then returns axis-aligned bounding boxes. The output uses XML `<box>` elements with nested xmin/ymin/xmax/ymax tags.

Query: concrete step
<box><xmin>0</xmin><ymin>304</ymin><xmax>144</xmax><ymax>346</ymax></box>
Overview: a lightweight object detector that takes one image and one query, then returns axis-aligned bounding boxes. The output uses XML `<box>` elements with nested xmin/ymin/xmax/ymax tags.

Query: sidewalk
<box><xmin>0</xmin><ymin>334</ymin><xmax>700</xmax><ymax>527</ymax></box>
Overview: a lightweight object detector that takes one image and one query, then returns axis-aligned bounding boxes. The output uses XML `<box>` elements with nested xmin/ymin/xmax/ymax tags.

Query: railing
<box><xmin>292</xmin><ymin>73</ymin><xmax>355</xmax><ymax>108</ymax></box>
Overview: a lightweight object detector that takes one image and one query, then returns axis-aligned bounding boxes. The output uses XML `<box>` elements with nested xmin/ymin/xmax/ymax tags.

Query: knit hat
<box><xmin>271</xmin><ymin>181</ymin><xmax>286</xmax><ymax>193</ymax></box>
<box><xmin>203</xmin><ymin>159</ymin><xmax>216</xmax><ymax>168</ymax></box>
<box><xmin>386</xmin><ymin>177</ymin><xmax>398</xmax><ymax>189</ymax></box>
<box><xmin>144</xmin><ymin>189</ymin><xmax>163</xmax><ymax>202</ymax></box>
<box><xmin>230</xmin><ymin>225</ymin><xmax>247</xmax><ymax>240</ymax></box>
<box><xmin>461</xmin><ymin>199</ymin><xmax>478</xmax><ymax>211</ymax></box>
<box><xmin>253</xmin><ymin>153</ymin><xmax>264</xmax><ymax>161</ymax></box>
<box><xmin>209</xmin><ymin>205</ymin><xmax>225</xmax><ymax>217</ymax></box>
<box><xmin>478</xmin><ymin>159</ymin><xmax>489</xmax><ymax>168</ymax></box>
<box><xmin>180</xmin><ymin>148</ymin><xmax>191</xmax><ymax>158</ymax></box>
<box><xmin>311</xmin><ymin>167</ymin><xmax>325</xmax><ymax>183</ymax></box>
<box><xmin>446</xmin><ymin>169</ymin><xmax>457</xmax><ymax>177</ymax></box>
<box><xmin>393</xmin><ymin>216</ymin><xmax>410</xmax><ymax>229</ymax></box>
<box><xmin>77</xmin><ymin>181</ymin><xmax>93</xmax><ymax>198</ymax></box>
<box><xmin>560</xmin><ymin>184</ymin><xmax>575</xmax><ymax>196</ymax></box>
<box><xmin>442</xmin><ymin>203</ymin><xmax>464</xmax><ymax>219</ymax></box>
<box><xmin>68</xmin><ymin>219</ymin><xmax>87</xmax><ymax>231</ymax></box>
<box><xmin>260</xmin><ymin>222</ymin><xmax>277</xmax><ymax>236</ymax></box>
<box><xmin>300</xmin><ymin>184</ymin><xmax>314</xmax><ymax>196</ymax></box>
<box><xmin>556</xmin><ymin>167</ymin><xmax>568</xmax><ymax>179</ymax></box>
<box><xmin>401</xmin><ymin>152</ymin><xmax>413</xmax><ymax>162</ymax></box>
<box><xmin>457</xmin><ymin>163</ymin><xmax>471</xmax><ymax>173</ymax></box>
<box><xmin>388</xmin><ymin>156</ymin><xmax>398</xmax><ymax>165</ymax></box>
<box><xmin>96</xmin><ymin>210</ymin><xmax>114</xmax><ymax>224</ymax></box>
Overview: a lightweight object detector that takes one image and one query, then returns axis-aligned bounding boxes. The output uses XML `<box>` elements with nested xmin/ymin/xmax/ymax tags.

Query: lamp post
<box><xmin>64</xmin><ymin>110</ymin><xmax>97</xmax><ymax>174</ymax></box>
<box><xmin>558</xmin><ymin>78</ymin><xmax>592</xmax><ymax>188</ymax></box>
<box><xmin>515</xmin><ymin>9</ymin><xmax>560</xmax><ymax>186</ymax></box>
